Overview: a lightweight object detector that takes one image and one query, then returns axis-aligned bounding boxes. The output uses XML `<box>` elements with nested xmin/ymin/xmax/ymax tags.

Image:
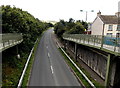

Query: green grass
<box><xmin>58</xmin><ymin>48</ymin><xmax>104</xmax><ymax>88</ymax></box>
<box><xmin>2</xmin><ymin>49</ymin><xmax>29</xmax><ymax>87</ymax></box>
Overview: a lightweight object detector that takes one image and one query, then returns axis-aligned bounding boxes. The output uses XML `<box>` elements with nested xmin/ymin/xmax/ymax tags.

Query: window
<box><xmin>106</xmin><ymin>33</ymin><xmax>112</xmax><ymax>37</ymax></box>
<box><xmin>116</xmin><ymin>33</ymin><xmax>120</xmax><ymax>37</ymax></box>
<box><xmin>108</xmin><ymin>25</ymin><xmax>113</xmax><ymax>31</ymax></box>
<box><xmin>117</xmin><ymin>25</ymin><xmax>120</xmax><ymax>31</ymax></box>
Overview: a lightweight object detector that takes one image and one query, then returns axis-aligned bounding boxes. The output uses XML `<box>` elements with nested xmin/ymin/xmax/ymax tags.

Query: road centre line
<box><xmin>50</xmin><ymin>65</ymin><xmax>54</xmax><ymax>74</ymax></box>
<box><xmin>46</xmin><ymin>46</ymin><xmax>48</xmax><ymax>49</ymax></box>
<box><xmin>48</xmin><ymin>52</ymin><xmax>50</xmax><ymax>58</ymax></box>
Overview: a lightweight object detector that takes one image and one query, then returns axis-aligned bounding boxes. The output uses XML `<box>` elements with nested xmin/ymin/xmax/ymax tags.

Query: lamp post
<box><xmin>80</xmin><ymin>10</ymin><xmax>94</xmax><ymax>22</ymax></box>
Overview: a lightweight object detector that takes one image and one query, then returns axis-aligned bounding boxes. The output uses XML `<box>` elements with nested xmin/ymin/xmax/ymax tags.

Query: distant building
<box><xmin>91</xmin><ymin>11</ymin><xmax>120</xmax><ymax>37</ymax></box>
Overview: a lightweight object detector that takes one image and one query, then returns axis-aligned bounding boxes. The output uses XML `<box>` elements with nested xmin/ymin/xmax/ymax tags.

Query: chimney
<box><xmin>115</xmin><ymin>12</ymin><xmax>120</xmax><ymax>17</ymax></box>
<box><xmin>97</xmin><ymin>11</ymin><xmax>101</xmax><ymax>17</ymax></box>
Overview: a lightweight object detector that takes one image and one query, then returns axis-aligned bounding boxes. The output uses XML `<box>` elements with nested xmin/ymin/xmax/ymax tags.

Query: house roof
<box><xmin>99</xmin><ymin>15</ymin><xmax>120</xmax><ymax>24</ymax></box>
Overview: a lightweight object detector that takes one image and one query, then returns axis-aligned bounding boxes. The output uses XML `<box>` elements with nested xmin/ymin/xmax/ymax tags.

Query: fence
<box><xmin>0</xmin><ymin>33</ymin><xmax>23</xmax><ymax>52</ymax></box>
<box><xmin>63</xmin><ymin>34</ymin><xmax>120</xmax><ymax>54</ymax></box>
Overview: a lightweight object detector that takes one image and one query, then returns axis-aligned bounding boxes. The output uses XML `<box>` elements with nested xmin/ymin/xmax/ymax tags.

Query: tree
<box><xmin>69</xmin><ymin>18</ymin><xmax>75</xmax><ymax>23</ymax></box>
<box><xmin>2</xmin><ymin>5</ymin><xmax>51</xmax><ymax>52</ymax></box>
<box><xmin>2</xmin><ymin>5</ymin><xmax>51</xmax><ymax>86</ymax></box>
<box><xmin>81</xmin><ymin>20</ymin><xmax>88</xmax><ymax>30</ymax></box>
<box><xmin>54</xmin><ymin>18</ymin><xmax>87</xmax><ymax>38</ymax></box>
<box><xmin>54</xmin><ymin>20</ymin><xmax>66</xmax><ymax>38</ymax></box>
<box><xmin>66</xmin><ymin>22</ymin><xmax>85</xmax><ymax>34</ymax></box>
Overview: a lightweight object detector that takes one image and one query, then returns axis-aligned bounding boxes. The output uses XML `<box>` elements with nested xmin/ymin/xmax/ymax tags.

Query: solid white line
<box><xmin>50</xmin><ymin>65</ymin><xmax>54</xmax><ymax>74</ymax></box>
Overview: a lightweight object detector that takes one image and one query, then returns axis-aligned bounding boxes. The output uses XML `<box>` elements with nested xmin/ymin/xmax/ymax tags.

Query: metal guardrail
<box><xmin>63</xmin><ymin>34</ymin><xmax>120</xmax><ymax>54</ymax></box>
<box><xmin>17</xmin><ymin>38</ymin><xmax>38</xmax><ymax>88</ymax></box>
<box><xmin>0</xmin><ymin>33</ymin><xmax>23</xmax><ymax>52</ymax></box>
<box><xmin>56</xmin><ymin>41</ymin><xmax>96</xmax><ymax>88</ymax></box>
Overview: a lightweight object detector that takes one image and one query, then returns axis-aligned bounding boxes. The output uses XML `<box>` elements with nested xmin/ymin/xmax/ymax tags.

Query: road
<box><xmin>29</xmin><ymin>29</ymin><xmax>81</xmax><ymax>86</ymax></box>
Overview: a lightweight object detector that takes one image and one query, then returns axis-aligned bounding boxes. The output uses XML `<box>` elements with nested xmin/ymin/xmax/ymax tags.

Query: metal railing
<box><xmin>0</xmin><ymin>33</ymin><xmax>23</xmax><ymax>52</ymax></box>
<box><xmin>63</xmin><ymin>34</ymin><xmax>120</xmax><ymax>54</ymax></box>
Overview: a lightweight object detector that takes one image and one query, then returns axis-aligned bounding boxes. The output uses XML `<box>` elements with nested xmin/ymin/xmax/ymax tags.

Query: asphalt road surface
<box><xmin>29</xmin><ymin>29</ymin><xmax>81</xmax><ymax>86</ymax></box>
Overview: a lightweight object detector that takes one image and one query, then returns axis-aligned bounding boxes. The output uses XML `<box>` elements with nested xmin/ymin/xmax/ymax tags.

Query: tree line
<box><xmin>1</xmin><ymin>5</ymin><xmax>53</xmax><ymax>86</ymax></box>
<box><xmin>2</xmin><ymin>5</ymin><xmax>53</xmax><ymax>52</ymax></box>
<box><xmin>54</xmin><ymin>18</ymin><xmax>88</xmax><ymax>38</ymax></box>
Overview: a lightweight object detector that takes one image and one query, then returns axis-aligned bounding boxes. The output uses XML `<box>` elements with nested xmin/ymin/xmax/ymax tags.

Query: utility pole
<box><xmin>80</xmin><ymin>10</ymin><xmax>94</xmax><ymax>22</ymax></box>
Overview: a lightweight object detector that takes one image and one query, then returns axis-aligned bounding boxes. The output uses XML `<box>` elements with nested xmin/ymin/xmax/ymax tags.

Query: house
<box><xmin>91</xmin><ymin>11</ymin><xmax>120</xmax><ymax>37</ymax></box>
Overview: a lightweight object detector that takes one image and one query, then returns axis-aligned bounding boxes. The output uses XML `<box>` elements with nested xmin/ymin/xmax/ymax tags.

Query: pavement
<box><xmin>29</xmin><ymin>29</ymin><xmax>81</xmax><ymax>86</ymax></box>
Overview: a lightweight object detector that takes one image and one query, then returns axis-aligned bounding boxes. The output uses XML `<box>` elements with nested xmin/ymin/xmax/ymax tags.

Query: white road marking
<box><xmin>46</xmin><ymin>46</ymin><xmax>48</xmax><ymax>49</ymax></box>
<box><xmin>48</xmin><ymin>53</ymin><xmax>50</xmax><ymax>58</ymax></box>
<box><xmin>50</xmin><ymin>65</ymin><xmax>54</xmax><ymax>74</ymax></box>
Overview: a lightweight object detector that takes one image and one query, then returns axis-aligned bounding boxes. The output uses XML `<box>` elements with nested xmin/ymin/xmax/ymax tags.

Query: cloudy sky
<box><xmin>0</xmin><ymin>0</ymin><xmax>120</xmax><ymax>22</ymax></box>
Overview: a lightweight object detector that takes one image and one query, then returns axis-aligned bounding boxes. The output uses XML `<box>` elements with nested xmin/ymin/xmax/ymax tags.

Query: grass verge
<box><xmin>58</xmin><ymin>47</ymin><xmax>103</xmax><ymax>88</ymax></box>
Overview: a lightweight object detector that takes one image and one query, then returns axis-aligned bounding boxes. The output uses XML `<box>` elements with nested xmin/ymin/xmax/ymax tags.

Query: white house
<box><xmin>91</xmin><ymin>11</ymin><xmax>120</xmax><ymax>37</ymax></box>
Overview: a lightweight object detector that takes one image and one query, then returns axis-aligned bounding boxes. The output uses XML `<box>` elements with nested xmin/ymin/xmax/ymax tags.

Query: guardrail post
<box><xmin>88</xmin><ymin>35</ymin><xmax>90</xmax><ymax>44</ymax></box>
<box><xmin>118</xmin><ymin>38</ymin><xmax>120</xmax><ymax>53</ymax></box>
<box><xmin>64</xmin><ymin>40</ymin><xmax>67</xmax><ymax>50</ymax></box>
<box><xmin>3</xmin><ymin>41</ymin><xmax>5</xmax><ymax>49</ymax></box>
<box><xmin>101</xmin><ymin>35</ymin><xmax>104</xmax><ymax>49</ymax></box>
<box><xmin>105</xmin><ymin>54</ymin><xmax>112</xmax><ymax>88</ymax></box>
<box><xmin>114</xmin><ymin>36</ymin><xmax>117</xmax><ymax>52</ymax></box>
<box><xmin>75</xmin><ymin>43</ymin><xmax>78</xmax><ymax>62</ymax></box>
<box><xmin>101</xmin><ymin>24</ymin><xmax>105</xmax><ymax>49</ymax></box>
<box><xmin>94</xmin><ymin>36</ymin><xmax>96</xmax><ymax>45</ymax></box>
<box><xmin>83</xmin><ymin>35</ymin><xmax>85</xmax><ymax>44</ymax></box>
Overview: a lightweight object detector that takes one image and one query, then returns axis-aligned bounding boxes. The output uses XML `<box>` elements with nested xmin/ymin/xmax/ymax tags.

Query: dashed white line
<box><xmin>48</xmin><ymin>53</ymin><xmax>50</xmax><ymax>58</ymax></box>
<box><xmin>50</xmin><ymin>65</ymin><xmax>54</xmax><ymax>74</ymax></box>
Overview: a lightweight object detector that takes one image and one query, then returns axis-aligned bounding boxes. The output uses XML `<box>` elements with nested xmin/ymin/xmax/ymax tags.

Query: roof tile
<box><xmin>99</xmin><ymin>15</ymin><xmax>120</xmax><ymax>24</ymax></box>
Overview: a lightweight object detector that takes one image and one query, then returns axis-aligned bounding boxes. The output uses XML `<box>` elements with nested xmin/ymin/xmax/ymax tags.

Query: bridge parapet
<box><xmin>63</xmin><ymin>34</ymin><xmax>120</xmax><ymax>56</ymax></box>
<box><xmin>0</xmin><ymin>33</ymin><xmax>23</xmax><ymax>52</ymax></box>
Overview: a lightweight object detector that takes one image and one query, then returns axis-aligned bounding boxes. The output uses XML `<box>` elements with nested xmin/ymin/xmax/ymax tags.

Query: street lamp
<box><xmin>80</xmin><ymin>10</ymin><xmax>94</xmax><ymax>22</ymax></box>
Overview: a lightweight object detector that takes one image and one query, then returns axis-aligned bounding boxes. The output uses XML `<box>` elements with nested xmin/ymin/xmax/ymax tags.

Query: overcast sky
<box><xmin>0</xmin><ymin>0</ymin><xmax>120</xmax><ymax>22</ymax></box>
